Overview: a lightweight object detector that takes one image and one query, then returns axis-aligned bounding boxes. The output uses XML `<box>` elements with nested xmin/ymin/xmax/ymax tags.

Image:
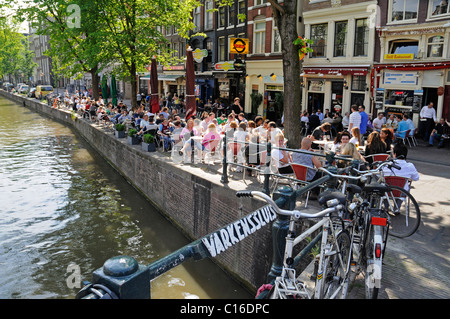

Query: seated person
<box><xmin>308</xmin><ymin>122</ymin><xmax>332</xmax><ymax>150</ymax></box>
<box><xmin>292</xmin><ymin>137</ymin><xmax>322</xmax><ymax>182</ymax></box>
<box><xmin>364</xmin><ymin>131</ymin><xmax>387</xmax><ymax>163</ymax></box>
<box><xmin>394</xmin><ymin>115</ymin><xmax>410</xmax><ymax>139</ymax></box>
<box><xmin>382</xmin><ymin>143</ymin><xmax>419</xmax><ymax>191</ymax></box>
<box><xmin>337</xmin><ymin>142</ymin><xmax>366</xmax><ymax>168</ymax></box>
<box><xmin>331</xmin><ymin>131</ymin><xmax>351</xmax><ymax>153</ymax></box>
<box><xmin>271</xmin><ymin>133</ymin><xmax>293</xmax><ymax>174</ymax></box>
<box><xmin>428</xmin><ymin>117</ymin><xmax>450</xmax><ymax>149</ymax></box>
<box><xmin>158</xmin><ymin>118</ymin><xmax>172</xmax><ymax>151</ymax></box>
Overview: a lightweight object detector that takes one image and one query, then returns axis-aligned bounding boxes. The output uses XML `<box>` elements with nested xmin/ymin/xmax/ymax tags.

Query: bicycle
<box><xmin>236</xmin><ymin>190</ymin><xmax>351</xmax><ymax>299</ymax></box>
<box><xmin>320</xmin><ymin>160</ymin><xmax>403</xmax><ymax>299</ymax></box>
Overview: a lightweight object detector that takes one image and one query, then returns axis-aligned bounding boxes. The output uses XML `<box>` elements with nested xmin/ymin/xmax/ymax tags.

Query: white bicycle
<box><xmin>237</xmin><ymin>191</ymin><xmax>351</xmax><ymax>299</ymax></box>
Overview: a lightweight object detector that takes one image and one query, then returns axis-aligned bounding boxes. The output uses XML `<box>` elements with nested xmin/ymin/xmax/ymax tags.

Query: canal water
<box><xmin>0</xmin><ymin>96</ymin><xmax>252</xmax><ymax>299</ymax></box>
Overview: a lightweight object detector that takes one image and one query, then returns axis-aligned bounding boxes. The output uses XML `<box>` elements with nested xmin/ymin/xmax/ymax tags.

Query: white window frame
<box><xmin>428</xmin><ymin>0</ymin><xmax>450</xmax><ymax>19</ymax></box>
<box><xmin>253</xmin><ymin>20</ymin><xmax>266</xmax><ymax>54</ymax></box>
<box><xmin>427</xmin><ymin>35</ymin><xmax>445</xmax><ymax>58</ymax></box>
<box><xmin>218</xmin><ymin>36</ymin><xmax>226</xmax><ymax>61</ymax></box>
<box><xmin>272</xmin><ymin>26</ymin><xmax>281</xmax><ymax>53</ymax></box>
<box><xmin>204</xmin><ymin>0</ymin><xmax>213</xmax><ymax>30</ymax></box>
<box><xmin>193</xmin><ymin>6</ymin><xmax>201</xmax><ymax>32</ymax></box>
<box><xmin>388</xmin><ymin>0</ymin><xmax>419</xmax><ymax>24</ymax></box>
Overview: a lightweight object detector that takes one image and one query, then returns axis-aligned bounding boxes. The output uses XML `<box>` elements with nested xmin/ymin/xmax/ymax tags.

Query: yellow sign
<box><xmin>229</xmin><ymin>38</ymin><xmax>249</xmax><ymax>55</ymax></box>
<box><xmin>384</xmin><ymin>54</ymin><xmax>414</xmax><ymax>60</ymax></box>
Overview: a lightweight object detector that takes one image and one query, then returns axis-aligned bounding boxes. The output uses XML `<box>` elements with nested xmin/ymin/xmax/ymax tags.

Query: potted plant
<box><xmin>127</xmin><ymin>128</ymin><xmax>140</xmax><ymax>145</ymax></box>
<box><xmin>142</xmin><ymin>133</ymin><xmax>156</xmax><ymax>152</ymax></box>
<box><xmin>114</xmin><ymin>123</ymin><xmax>125</xmax><ymax>138</ymax></box>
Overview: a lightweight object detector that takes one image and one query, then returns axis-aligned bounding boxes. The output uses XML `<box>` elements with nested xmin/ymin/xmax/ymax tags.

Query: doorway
<box><xmin>308</xmin><ymin>92</ymin><xmax>324</xmax><ymax>114</ymax></box>
<box><xmin>423</xmin><ymin>87</ymin><xmax>438</xmax><ymax>111</ymax></box>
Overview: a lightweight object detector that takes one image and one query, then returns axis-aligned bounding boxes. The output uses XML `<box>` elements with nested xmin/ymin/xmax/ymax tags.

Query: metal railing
<box><xmin>76</xmin><ymin>148</ymin><xmax>357</xmax><ymax>299</ymax></box>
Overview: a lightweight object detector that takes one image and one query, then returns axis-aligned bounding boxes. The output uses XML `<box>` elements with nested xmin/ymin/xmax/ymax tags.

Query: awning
<box><xmin>140</xmin><ymin>74</ymin><xmax>183</xmax><ymax>81</ymax></box>
<box><xmin>158</xmin><ymin>74</ymin><xmax>183</xmax><ymax>81</ymax></box>
<box><xmin>374</xmin><ymin>61</ymin><xmax>450</xmax><ymax>71</ymax></box>
<box><xmin>303</xmin><ymin>65</ymin><xmax>370</xmax><ymax>76</ymax></box>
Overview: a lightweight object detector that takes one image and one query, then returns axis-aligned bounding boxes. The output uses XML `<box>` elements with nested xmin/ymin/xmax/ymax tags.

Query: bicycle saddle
<box><xmin>318</xmin><ymin>190</ymin><xmax>346</xmax><ymax>207</ymax></box>
<box><xmin>362</xmin><ymin>182</ymin><xmax>389</xmax><ymax>194</ymax></box>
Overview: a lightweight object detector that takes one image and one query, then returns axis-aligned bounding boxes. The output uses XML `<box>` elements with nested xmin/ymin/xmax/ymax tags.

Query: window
<box><xmin>238</xmin><ymin>0</ymin><xmax>246</xmax><ymax>23</ymax></box>
<box><xmin>193</xmin><ymin>6</ymin><xmax>201</xmax><ymax>32</ymax></box>
<box><xmin>205</xmin><ymin>0</ymin><xmax>213</xmax><ymax>30</ymax></box>
<box><xmin>354</xmin><ymin>18</ymin><xmax>368</xmax><ymax>57</ymax></box>
<box><xmin>334</xmin><ymin>21</ymin><xmax>347</xmax><ymax>57</ymax></box>
<box><xmin>427</xmin><ymin>36</ymin><xmax>444</xmax><ymax>58</ymax></box>
<box><xmin>218</xmin><ymin>37</ymin><xmax>226</xmax><ymax>61</ymax></box>
<box><xmin>254</xmin><ymin>21</ymin><xmax>266</xmax><ymax>54</ymax></box>
<box><xmin>254</xmin><ymin>0</ymin><xmax>267</xmax><ymax>6</ymax></box>
<box><xmin>228</xmin><ymin>34</ymin><xmax>234</xmax><ymax>60</ymax></box>
<box><xmin>430</xmin><ymin>0</ymin><xmax>450</xmax><ymax>16</ymax></box>
<box><xmin>218</xmin><ymin>7</ymin><xmax>226</xmax><ymax>28</ymax></box>
<box><xmin>228</xmin><ymin>4</ymin><xmax>235</xmax><ymax>26</ymax></box>
<box><xmin>351</xmin><ymin>75</ymin><xmax>366</xmax><ymax>92</ymax></box>
<box><xmin>391</xmin><ymin>0</ymin><xmax>419</xmax><ymax>22</ymax></box>
<box><xmin>310</xmin><ymin>23</ymin><xmax>328</xmax><ymax>58</ymax></box>
<box><xmin>273</xmin><ymin>27</ymin><xmax>281</xmax><ymax>53</ymax></box>
<box><xmin>390</xmin><ymin>40</ymin><xmax>419</xmax><ymax>58</ymax></box>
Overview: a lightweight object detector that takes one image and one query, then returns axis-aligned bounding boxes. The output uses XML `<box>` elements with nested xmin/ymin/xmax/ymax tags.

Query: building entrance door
<box><xmin>307</xmin><ymin>92</ymin><xmax>324</xmax><ymax>114</ymax></box>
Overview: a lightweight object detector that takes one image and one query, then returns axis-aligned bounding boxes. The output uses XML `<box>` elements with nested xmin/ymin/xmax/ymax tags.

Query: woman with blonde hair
<box><xmin>350</xmin><ymin>127</ymin><xmax>362</xmax><ymax>147</ymax></box>
<box><xmin>272</xmin><ymin>133</ymin><xmax>293</xmax><ymax>174</ymax></box>
<box><xmin>338</xmin><ymin>142</ymin><xmax>366</xmax><ymax>168</ymax></box>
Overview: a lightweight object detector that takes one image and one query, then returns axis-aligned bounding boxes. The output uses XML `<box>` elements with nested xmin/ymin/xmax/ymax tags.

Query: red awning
<box><xmin>303</xmin><ymin>66</ymin><xmax>369</xmax><ymax>76</ymax></box>
<box><xmin>375</xmin><ymin>61</ymin><xmax>450</xmax><ymax>71</ymax></box>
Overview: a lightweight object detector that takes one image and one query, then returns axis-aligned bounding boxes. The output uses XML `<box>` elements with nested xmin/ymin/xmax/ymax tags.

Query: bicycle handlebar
<box><xmin>318</xmin><ymin>160</ymin><xmax>401</xmax><ymax>181</ymax></box>
<box><xmin>236</xmin><ymin>191</ymin><xmax>343</xmax><ymax>220</ymax></box>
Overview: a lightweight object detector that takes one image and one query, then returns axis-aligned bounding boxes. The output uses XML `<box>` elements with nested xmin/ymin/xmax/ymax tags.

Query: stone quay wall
<box><xmin>1</xmin><ymin>91</ymin><xmax>273</xmax><ymax>294</ymax></box>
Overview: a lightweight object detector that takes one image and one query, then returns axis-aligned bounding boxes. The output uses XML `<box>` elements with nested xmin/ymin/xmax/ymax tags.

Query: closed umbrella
<box><xmin>111</xmin><ymin>75</ymin><xmax>117</xmax><ymax>106</ymax></box>
<box><xmin>150</xmin><ymin>57</ymin><xmax>159</xmax><ymax>114</ymax></box>
<box><xmin>185</xmin><ymin>47</ymin><xmax>196</xmax><ymax>120</ymax></box>
<box><xmin>101</xmin><ymin>75</ymin><xmax>108</xmax><ymax>103</ymax></box>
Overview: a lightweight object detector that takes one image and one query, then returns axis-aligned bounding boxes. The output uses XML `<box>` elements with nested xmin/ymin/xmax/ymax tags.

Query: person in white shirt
<box><xmin>272</xmin><ymin>133</ymin><xmax>293</xmax><ymax>174</ymax></box>
<box><xmin>382</xmin><ymin>143</ymin><xmax>419</xmax><ymax>192</ymax></box>
<box><xmin>372</xmin><ymin>112</ymin><xmax>386</xmax><ymax>132</ymax></box>
<box><xmin>420</xmin><ymin>102</ymin><xmax>437</xmax><ymax>141</ymax></box>
<box><xmin>342</xmin><ymin>112</ymin><xmax>350</xmax><ymax>130</ymax></box>
<box><xmin>348</xmin><ymin>105</ymin><xmax>361</xmax><ymax>132</ymax></box>
<box><xmin>267</xmin><ymin>121</ymin><xmax>283</xmax><ymax>144</ymax></box>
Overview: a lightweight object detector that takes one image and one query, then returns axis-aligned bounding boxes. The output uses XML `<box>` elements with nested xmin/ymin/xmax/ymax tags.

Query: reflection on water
<box><xmin>0</xmin><ymin>96</ymin><xmax>251</xmax><ymax>299</ymax></box>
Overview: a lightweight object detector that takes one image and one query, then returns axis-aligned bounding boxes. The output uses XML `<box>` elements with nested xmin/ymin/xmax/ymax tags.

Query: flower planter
<box><xmin>127</xmin><ymin>135</ymin><xmax>140</xmax><ymax>145</ymax></box>
<box><xmin>115</xmin><ymin>130</ymin><xmax>125</xmax><ymax>138</ymax></box>
<box><xmin>142</xmin><ymin>142</ymin><xmax>156</xmax><ymax>152</ymax></box>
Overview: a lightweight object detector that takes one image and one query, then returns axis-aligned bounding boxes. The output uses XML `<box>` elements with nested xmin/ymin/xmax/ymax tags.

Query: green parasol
<box><xmin>111</xmin><ymin>75</ymin><xmax>117</xmax><ymax>106</ymax></box>
<box><xmin>101</xmin><ymin>75</ymin><xmax>108</xmax><ymax>103</ymax></box>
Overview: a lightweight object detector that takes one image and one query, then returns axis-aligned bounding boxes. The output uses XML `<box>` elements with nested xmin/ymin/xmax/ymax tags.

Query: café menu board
<box><xmin>375</xmin><ymin>88</ymin><xmax>384</xmax><ymax>109</ymax></box>
<box><xmin>413</xmin><ymin>90</ymin><xmax>423</xmax><ymax>112</ymax></box>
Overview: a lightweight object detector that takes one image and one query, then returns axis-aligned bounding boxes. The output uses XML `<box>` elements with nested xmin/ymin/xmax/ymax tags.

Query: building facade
<box><xmin>374</xmin><ymin>0</ymin><xmax>450</xmax><ymax>122</ymax></box>
<box><xmin>301</xmin><ymin>0</ymin><xmax>377</xmax><ymax>117</ymax></box>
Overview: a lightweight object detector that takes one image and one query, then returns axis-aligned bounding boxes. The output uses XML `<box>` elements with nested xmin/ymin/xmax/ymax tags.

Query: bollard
<box><xmin>266</xmin><ymin>185</ymin><xmax>295</xmax><ymax>282</ymax></box>
<box><xmin>263</xmin><ymin>142</ymin><xmax>272</xmax><ymax>195</ymax></box>
<box><xmin>88</xmin><ymin>255</ymin><xmax>150</xmax><ymax>299</ymax></box>
<box><xmin>221</xmin><ymin>135</ymin><xmax>229</xmax><ymax>184</ymax></box>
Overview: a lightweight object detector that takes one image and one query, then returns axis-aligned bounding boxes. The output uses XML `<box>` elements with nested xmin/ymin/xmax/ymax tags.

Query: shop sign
<box><xmin>384</xmin><ymin>71</ymin><xmax>418</xmax><ymax>85</ymax></box>
<box><xmin>309</xmin><ymin>80</ymin><xmax>324</xmax><ymax>92</ymax></box>
<box><xmin>163</xmin><ymin>65</ymin><xmax>185</xmax><ymax>71</ymax></box>
<box><xmin>193</xmin><ymin>48</ymin><xmax>208</xmax><ymax>63</ymax></box>
<box><xmin>229</xmin><ymin>38</ymin><xmax>249</xmax><ymax>55</ymax></box>
<box><xmin>265</xmin><ymin>85</ymin><xmax>283</xmax><ymax>91</ymax></box>
<box><xmin>214</xmin><ymin>61</ymin><xmax>235</xmax><ymax>71</ymax></box>
<box><xmin>384</xmin><ymin>54</ymin><xmax>414</xmax><ymax>60</ymax></box>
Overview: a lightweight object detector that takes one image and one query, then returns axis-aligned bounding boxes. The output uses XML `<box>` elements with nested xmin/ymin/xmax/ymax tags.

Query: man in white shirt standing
<box><xmin>420</xmin><ymin>102</ymin><xmax>437</xmax><ymax>141</ymax></box>
<box><xmin>348</xmin><ymin>105</ymin><xmax>361</xmax><ymax>132</ymax></box>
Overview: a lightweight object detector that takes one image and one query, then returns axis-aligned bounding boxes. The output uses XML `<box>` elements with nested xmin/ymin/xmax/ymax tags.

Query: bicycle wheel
<box><xmin>322</xmin><ymin>230</ymin><xmax>351</xmax><ymax>299</ymax></box>
<box><xmin>384</xmin><ymin>186</ymin><xmax>421</xmax><ymax>238</ymax></box>
<box><xmin>364</xmin><ymin>224</ymin><xmax>380</xmax><ymax>299</ymax></box>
